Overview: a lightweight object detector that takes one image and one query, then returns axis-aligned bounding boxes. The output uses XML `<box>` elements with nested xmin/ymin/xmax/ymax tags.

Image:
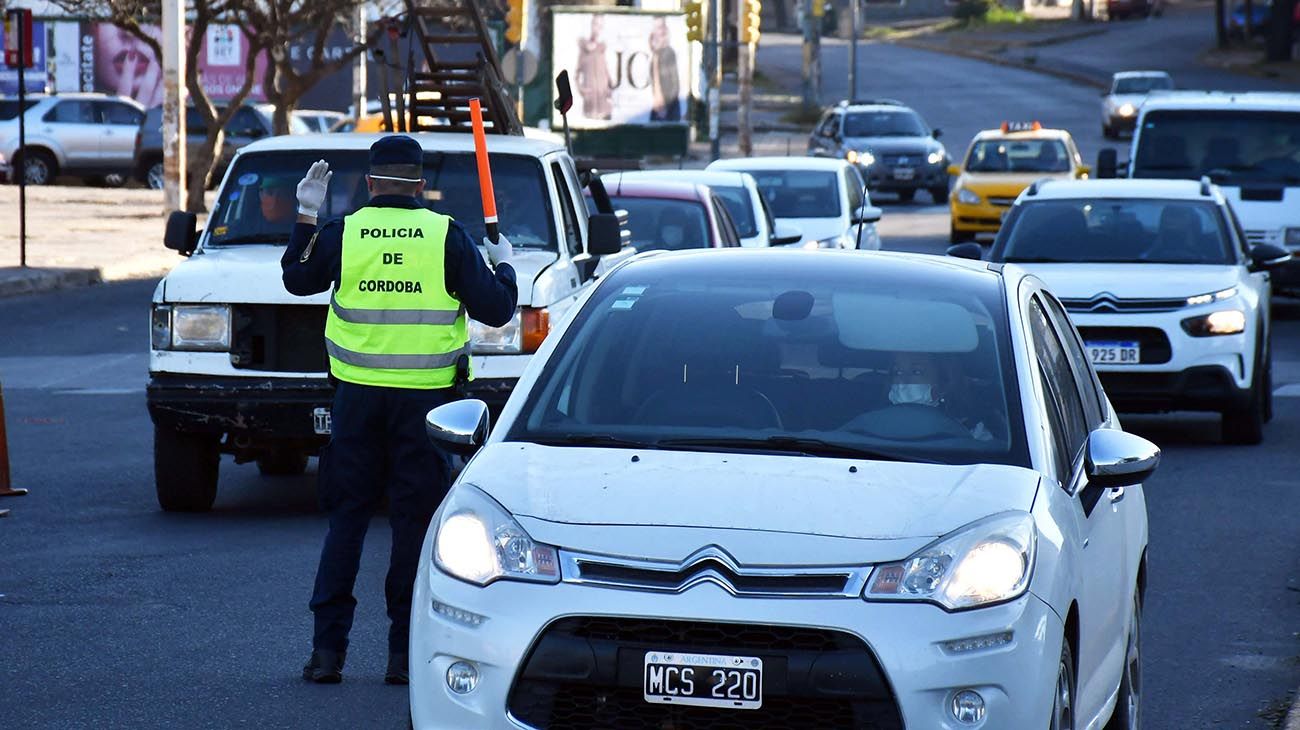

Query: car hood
<box><xmin>165</xmin><ymin>243</ymin><xmax>556</xmax><ymax>306</ymax></box>
<box><xmin>463</xmin><ymin>443</ymin><xmax>1041</xmax><ymax>541</ymax></box>
<box><xmin>1017</xmin><ymin>263</ymin><xmax>1241</xmax><ymax>300</ymax></box>
<box><xmin>958</xmin><ymin>172</ymin><xmax>1072</xmax><ymax>192</ymax></box>
<box><xmin>843</xmin><ymin>136</ymin><xmax>938</xmax><ymax>155</ymax></box>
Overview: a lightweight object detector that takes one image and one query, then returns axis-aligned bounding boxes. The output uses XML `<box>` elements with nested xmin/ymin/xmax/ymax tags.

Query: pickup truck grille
<box><xmin>230</xmin><ymin>304</ymin><xmax>328</xmax><ymax>373</ymax></box>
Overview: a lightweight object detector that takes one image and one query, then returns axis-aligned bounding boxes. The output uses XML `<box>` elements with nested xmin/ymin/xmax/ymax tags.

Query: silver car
<box><xmin>0</xmin><ymin>93</ymin><xmax>145</xmax><ymax>186</ymax></box>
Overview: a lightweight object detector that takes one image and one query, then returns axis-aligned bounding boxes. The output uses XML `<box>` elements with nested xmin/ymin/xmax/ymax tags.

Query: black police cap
<box><xmin>369</xmin><ymin>135</ymin><xmax>424</xmax><ymax>169</ymax></box>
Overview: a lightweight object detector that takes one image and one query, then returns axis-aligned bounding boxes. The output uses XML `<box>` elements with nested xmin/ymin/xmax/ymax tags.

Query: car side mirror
<box><xmin>164</xmin><ymin>210</ymin><xmax>199</xmax><ymax>255</ymax></box>
<box><xmin>1085</xmin><ymin>429</ymin><xmax>1160</xmax><ymax>489</ymax></box>
<box><xmin>1096</xmin><ymin>148</ymin><xmax>1119</xmax><ymax>179</ymax></box>
<box><xmin>851</xmin><ymin>205</ymin><xmax>882</xmax><ymax>225</ymax></box>
<box><xmin>931</xmin><ymin>128</ymin><xmax>943</xmax><ymax>139</ymax></box>
<box><xmin>770</xmin><ymin>221</ymin><xmax>803</xmax><ymax>246</ymax></box>
<box><xmin>425</xmin><ymin>399</ymin><xmax>490</xmax><ymax>455</ymax></box>
<box><xmin>946</xmin><ymin>242</ymin><xmax>983</xmax><ymax>260</ymax></box>
<box><xmin>947</xmin><ymin>164</ymin><xmax>961</xmax><ymax>176</ymax></box>
<box><xmin>1249</xmin><ymin>243</ymin><xmax>1290</xmax><ymax>269</ymax></box>
<box><xmin>587</xmin><ymin>212</ymin><xmax>623</xmax><ymax>256</ymax></box>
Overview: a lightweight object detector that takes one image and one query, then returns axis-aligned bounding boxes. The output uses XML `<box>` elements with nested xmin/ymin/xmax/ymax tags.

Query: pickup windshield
<box><xmin>1133</xmin><ymin>110</ymin><xmax>1300</xmax><ymax>185</ymax></box>
<box><xmin>205</xmin><ymin>150</ymin><xmax>556</xmax><ymax>249</ymax></box>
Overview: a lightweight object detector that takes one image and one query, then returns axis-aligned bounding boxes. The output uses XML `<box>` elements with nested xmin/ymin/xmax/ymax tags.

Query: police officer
<box><xmin>281</xmin><ymin>135</ymin><xmax>517</xmax><ymax>685</ymax></box>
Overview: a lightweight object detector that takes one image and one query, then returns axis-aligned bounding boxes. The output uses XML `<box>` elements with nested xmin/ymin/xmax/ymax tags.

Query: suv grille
<box><xmin>1061</xmin><ymin>294</ymin><xmax>1187</xmax><ymax>314</ymax></box>
<box><xmin>230</xmin><ymin>304</ymin><xmax>328</xmax><ymax>372</ymax></box>
<box><xmin>507</xmin><ymin>617</ymin><xmax>903</xmax><ymax>730</ymax></box>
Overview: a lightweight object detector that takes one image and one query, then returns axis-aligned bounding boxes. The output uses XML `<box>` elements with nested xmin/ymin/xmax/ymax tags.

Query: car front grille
<box><xmin>507</xmin><ymin>617</ymin><xmax>903</xmax><ymax>730</ymax></box>
<box><xmin>1061</xmin><ymin>293</ymin><xmax>1187</xmax><ymax>314</ymax></box>
<box><xmin>987</xmin><ymin>196</ymin><xmax>1017</xmax><ymax>207</ymax></box>
<box><xmin>563</xmin><ymin>549</ymin><xmax>866</xmax><ymax>597</ymax></box>
<box><xmin>1077</xmin><ymin>326</ymin><xmax>1173</xmax><ymax>364</ymax></box>
<box><xmin>230</xmin><ymin>304</ymin><xmax>328</xmax><ymax>373</ymax></box>
<box><xmin>1246</xmin><ymin>229</ymin><xmax>1284</xmax><ymax>248</ymax></box>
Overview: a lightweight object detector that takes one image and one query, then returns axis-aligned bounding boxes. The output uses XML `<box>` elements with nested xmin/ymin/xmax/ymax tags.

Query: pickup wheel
<box><xmin>154</xmin><ymin>426</ymin><xmax>220</xmax><ymax>511</ymax></box>
<box><xmin>257</xmin><ymin>450</ymin><xmax>309</xmax><ymax>476</ymax></box>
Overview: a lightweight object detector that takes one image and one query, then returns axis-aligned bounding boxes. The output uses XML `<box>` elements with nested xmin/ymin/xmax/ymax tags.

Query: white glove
<box><xmin>484</xmin><ymin>232</ymin><xmax>513</xmax><ymax>267</ymax></box>
<box><xmin>296</xmin><ymin>159</ymin><xmax>331</xmax><ymax>219</ymax></box>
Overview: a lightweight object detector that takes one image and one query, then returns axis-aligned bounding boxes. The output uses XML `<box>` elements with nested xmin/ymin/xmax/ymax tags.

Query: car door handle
<box><xmin>1108</xmin><ymin>487</ymin><xmax>1125</xmax><ymax>503</ymax></box>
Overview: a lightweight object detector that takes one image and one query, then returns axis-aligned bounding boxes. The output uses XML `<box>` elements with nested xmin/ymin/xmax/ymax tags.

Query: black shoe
<box><xmin>385</xmin><ymin>652</ymin><xmax>409</xmax><ymax>685</ymax></box>
<box><xmin>302</xmin><ymin>649</ymin><xmax>346</xmax><ymax>684</ymax></box>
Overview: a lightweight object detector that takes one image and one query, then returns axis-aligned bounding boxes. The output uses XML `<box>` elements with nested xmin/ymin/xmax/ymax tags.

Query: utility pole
<box><xmin>354</xmin><ymin>5</ymin><xmax>367</xmax><ymax>122</ymax></box>
<box><xmin>738</xmin><ymin>0</ymin><xmax>760</xmax><ymax>157</ymax></box>
<box><xmin>802</xmin><ymin>0</ymin><xmax>822</xmax><ymax>110</ymax></box>
<box><xmin>162</xmin><ymin>0</ymin><xmax>186</xmax><ymax>213</ymax></box>
<box><xmin>709</xmin><ymin>0</ymin><xmax>722</xmax><ymax>161</ymax></box>
<box><xmin>849</xmin><ymin>0</ymin><xmax>859</xmax><ymax>101</ymax></box>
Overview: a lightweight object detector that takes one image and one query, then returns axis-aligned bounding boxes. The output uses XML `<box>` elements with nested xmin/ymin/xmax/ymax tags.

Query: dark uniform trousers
<box><xmin>310</xmin><ymin>379</ymin><xmax>453</xmax><ymax>654</ymax></box>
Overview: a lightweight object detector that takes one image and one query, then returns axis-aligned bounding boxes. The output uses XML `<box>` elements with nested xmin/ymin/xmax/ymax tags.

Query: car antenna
<box><xmin>554</xmin><ymin>71</ymin><xmax>574</xmax><ymax>156</ymax></box>
<box><xmin>855</xmin><ymin>181</ymin><xmax>868</xmax><ymax>249</ymax></box>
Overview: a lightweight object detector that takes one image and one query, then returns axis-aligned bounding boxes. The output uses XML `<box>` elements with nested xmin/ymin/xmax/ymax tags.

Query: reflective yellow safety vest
<box><xmin>324</xmin><ymin>206</ymin><xmax>470</xmax><ymax>389</ymax></box>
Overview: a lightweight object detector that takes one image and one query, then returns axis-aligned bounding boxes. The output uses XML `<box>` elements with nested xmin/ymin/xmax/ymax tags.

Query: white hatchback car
<box><xmin>706</xmin><ymin>156</ymin><xmax>883</xmax><ymax>250</ymax></box>
<box><xmin>971</xmin><ymin>178</ymin><xmax>1289</xmax><ymax>444</ymax></box>
<box><xmin>412</xmin><ymin>249</ymin><xmax>1158</xmax><ymax>730</ymax></box>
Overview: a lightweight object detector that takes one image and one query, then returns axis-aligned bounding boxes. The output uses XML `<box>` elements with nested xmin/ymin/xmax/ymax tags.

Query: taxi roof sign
<box><xmin>1001</xmin><ymin>121</ymin><xmax>1042</xmax><ymax>133</ymax></box>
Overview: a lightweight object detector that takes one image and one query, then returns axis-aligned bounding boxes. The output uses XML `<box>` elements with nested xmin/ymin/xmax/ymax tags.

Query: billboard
<box><xmin>0</xmin><ymin>18</ymin><xmax>46</xmax><ymax>94</ymax></box>
<box><xmin>551</xmin><ymin>10</ymin><xmax>689</xmax><ymax>129</ymax></box>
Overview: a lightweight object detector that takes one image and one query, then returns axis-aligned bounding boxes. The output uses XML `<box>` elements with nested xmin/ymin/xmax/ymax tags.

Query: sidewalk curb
<box><xmin>0</xmin><ymin>267</ymin><xmax>103</xmax><ymax>299</ymax></box>
<box><xmin>889</xmin><ymin>37</ymin><xmax>1107</xmax><ymax>90</ymax></box>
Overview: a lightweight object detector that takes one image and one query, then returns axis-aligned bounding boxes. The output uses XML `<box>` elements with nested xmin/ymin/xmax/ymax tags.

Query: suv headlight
<box><xmin>433</xmin><ymin>484</ymin><xmax>560</xmax><ymax>586</ymax></box>
<box><xmin>1181</xmin><ymin>309</ymin><xmax>1246</xmax><ymax>336</ymax></box>
<box><xmin>865</xmin><ymin>511</ymin><xmax>1036</xmax><ymax>611</ymax></box>
<box><xmin>927</xmin><ymin>150</ymin><xmax>945</xmax><ymax>165</ymax></box>
<box><xmin>154</xmin><ymin>304</ymin><xmax>230</xmax><ymax>351</ymax></box>
<box><xmin>955</xmin><ymin>188</ymin><xmax>981</xmax><ymax>205</ymax></box>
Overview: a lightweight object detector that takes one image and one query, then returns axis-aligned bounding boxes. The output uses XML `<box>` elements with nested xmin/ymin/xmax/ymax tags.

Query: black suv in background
<box><xmin>133</xmin><ymin>104</ymin><xmax>283</xmax><ymax>189</ymax></box>
<box><xmin>808</xmin><ymin>99</ymin><xmax>950</xmax><ymax>204</ymax></box>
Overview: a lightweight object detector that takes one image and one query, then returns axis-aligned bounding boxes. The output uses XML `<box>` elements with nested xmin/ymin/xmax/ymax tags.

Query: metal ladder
<box><xmin>404</xmin><ymin>0</ymin><xmax>522</xmax><ymax>136</ymax></box>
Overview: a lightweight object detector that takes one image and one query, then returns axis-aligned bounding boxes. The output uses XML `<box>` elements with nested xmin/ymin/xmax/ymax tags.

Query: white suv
<box><xmin>969</xmin><ymin>178</ymin><xmax>1289</xmax><ymax>444</ymax></box>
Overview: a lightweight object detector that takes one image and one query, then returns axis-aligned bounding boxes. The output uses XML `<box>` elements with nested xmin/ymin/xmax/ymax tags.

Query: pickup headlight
<box><xmin>865</xmin><ymin>511</ymin><xmax>1036</xmax><ymax>611</ymax></box>
<box><xmin>469</xmin><ymin>307</ymin><xmax>551</xmax><ymax>355</ymax></box>
<box><xmin>955</xmin><ymin>188</ymin><xmax>981</xmax><ymax>205</ymax></box>
<box><xmin>1181</xmin><ymin>309</ymin><xmax>1246</xmax><ymax>336</ymax></box>
<box><xmin>153</xmin><ymin>304</ymin><xmax>230</xmax><ymax>351</ymax></box>
<box><xmin>433</xmin><ymin>484</ymin><xmax>560</xmax><ymax>586</ymax></box>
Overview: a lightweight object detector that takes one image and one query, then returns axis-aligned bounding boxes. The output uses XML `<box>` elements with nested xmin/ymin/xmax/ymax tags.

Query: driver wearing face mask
<box><xmin>660</xmin><ymin>222</ymin><xmax>686</xmax><ymax>250</ymax></box>
<box><xmin>888</xmin><ymin>351</ymin><xmax>994</xmax><ymax>441</ymax></box>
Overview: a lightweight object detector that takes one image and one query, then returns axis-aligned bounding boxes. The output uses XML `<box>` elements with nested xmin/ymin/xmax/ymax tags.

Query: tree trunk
<box><xmin>1265</xmin><ymin>0</ymin><xmax>1296</xmax><ymax>60</ymax></box>
<box><xmin>185</xmin><ymin>131</ymin><xmax>221</xmax><ymax>212</ymax></box>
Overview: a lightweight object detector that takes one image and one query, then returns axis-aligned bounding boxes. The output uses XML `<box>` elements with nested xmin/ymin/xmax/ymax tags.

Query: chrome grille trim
<box><xmin>1061</xmin><ymin>291</ymin><xmax>1187</xmax><ymax>314</ymax></box>
<box><xmin>987</xmin><ymin>197</ymin><xmax>1016</xmax><ymax>207</ymax></box>
<box><xmin>560</xmin><ymin>545</ymin><xmax>869</xmax><ymax>598</ymax></box>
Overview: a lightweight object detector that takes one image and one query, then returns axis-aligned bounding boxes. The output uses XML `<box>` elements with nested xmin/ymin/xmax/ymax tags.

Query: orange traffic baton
<box><xmin>0</xmin><ymin>380</ymin><xmax>28</xmax><ymax>518</ymax></box>
<box><xmin>468</xmin><ymin>98</ymin><xmax>499</xmax><ymax>245</ymax></box>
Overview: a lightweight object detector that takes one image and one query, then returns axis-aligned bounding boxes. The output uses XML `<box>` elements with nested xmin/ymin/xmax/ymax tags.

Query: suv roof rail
<box><xmin>1199</xmin><ymin>175</ymin><xmax>1213</xmax><ymax>196</ymax></box>
<box><xmin>838</xmin><ymin>98</ymin><xmax>906</xmax><ymax>108</ymax></box>
<box><xmin>1025</xmin><ymin>178</ymin><xmax>1048</xmax><ymax>196</ymax></box>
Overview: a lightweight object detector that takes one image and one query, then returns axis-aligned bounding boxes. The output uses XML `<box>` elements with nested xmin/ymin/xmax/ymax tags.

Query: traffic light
<box><xmin>740</xmin><ymin>0</ymin><xmax>762</xmax><ymax>45</ymax></box>
<box><xmin>505</xmin><ymin>0</ymin><xmax>524</xmax><ymax>45</ymax></box>
<box><xmin>685</xmin><ymin>0</ymin><xmax>704</xmax><ymax>43</ymax></box>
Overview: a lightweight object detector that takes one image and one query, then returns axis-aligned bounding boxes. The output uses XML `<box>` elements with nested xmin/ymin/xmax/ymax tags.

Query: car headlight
<box><xmin>470</xmin><ymin>307</ymin><xmax>550</xmax><ymax>355</ymax></box>
<box><xmin>433</xmin><ymin>484</ymin><xmax>560</xmax><ymax>586</ymax></box>
<box><xmin>1118</xmin><ymin>103</ymin><xmax>1137</xmax><ymax>117</ymax></box>
<box><xmin>846</xmin><ymin>149</ymin><xmax>875</xmax><ymax>167</ymax></box>
<box><xmin>162</xmin><ymin>304</ymin><xmax>230</xmax><ymax>351</ymax></box>
<box><xmin>1181</xmin><ymin>309</ymin><xmax>1246</xmax><ymax>336</ymax></box>
<box><xmin>865</xmin><ymin>511</ymin><xmax>1036</xmax><ymax>611</ymax></box>
<box><xmin>955</xmin><ymin>187</ymin><xmax>981</xmax><ymax>205</ymax></box>
<box><xmin>1285</xmin><ymin>228</ymin><xmax>1300</xmax><ymax>247</ymax></box>
<box><xmin>1185</xmin><ymin>287</ymin><xmax>1237</xmax><ymax>306</ymax></box>
<box><xmin>927</xmin><ymin>150</ymin><xmax>945</xmax><ymax>165</ymax></box>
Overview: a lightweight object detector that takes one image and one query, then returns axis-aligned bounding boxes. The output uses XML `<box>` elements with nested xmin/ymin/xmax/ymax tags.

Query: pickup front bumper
<box><xmin>147</xmin><ymin>373</ymin><xmax>334</xmax><ymax>440</ymax></box>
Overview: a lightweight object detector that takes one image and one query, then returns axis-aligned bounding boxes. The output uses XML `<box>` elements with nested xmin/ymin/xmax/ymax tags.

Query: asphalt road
<box><xmin>3</xmin><ymin>42</ymin><xmax>1299</xmax><ymax>730</ymax></box>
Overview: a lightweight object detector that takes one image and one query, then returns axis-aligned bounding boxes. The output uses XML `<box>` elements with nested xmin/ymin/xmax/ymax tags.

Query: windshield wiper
<box><xmin>208</xmin><ymin>233</ymin><xmax>291</xmax><ymax>245</ymax></box>
<box><xmin>657</xmin><ymin>436</ymin><xmax>931</xmax><ymax>463</ymax></box>
<box><xmin>525</xmin><ymin>434</ymin><xmax>660</xmax><ymax>450</ymax></box>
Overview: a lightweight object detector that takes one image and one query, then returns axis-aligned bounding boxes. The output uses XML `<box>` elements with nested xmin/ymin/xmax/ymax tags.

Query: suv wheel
<box><xmin>19</xmin><ymin>149</ymin><xmax>56</xmax><ymax>185</ymax></box>
<box><xmin>1103</xmin><ymin>594</ymin><xmax>1142</xmax><ymax>730</ymax></box>
<box><xmin>154</xmin><ymin>426</ymin><xmax>220</xmax><ymax>511</ymax></box>
<box><xmin>1222</xmin><ymin>353</ymin><xmax>1265</xmax><ymax>445</ymax></box>
<box><xmin>257</xmin><ymin>449</ymin><xmax>309</xmax><ymax>476</ymax></box>
<box><xmin>146</xmin><ymin>161</ymin><xmax>165</xmax><ymax>190</ymax></box>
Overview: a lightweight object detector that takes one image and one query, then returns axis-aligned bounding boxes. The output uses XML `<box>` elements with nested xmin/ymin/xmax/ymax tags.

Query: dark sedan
<box><xmin>585</xmin><ymin>180</ymin><xmax>744</xmax><ymax>251</ymax></box>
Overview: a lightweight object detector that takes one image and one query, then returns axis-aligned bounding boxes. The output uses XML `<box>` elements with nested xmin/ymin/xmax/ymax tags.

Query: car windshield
<box><xmin>205</xmin><ymin>150</ymin><xmax>555</xmax><ymax>248</ymax></box>
<box><xmin>709</xmin><ymin>185</ymin><xmax>758</xmax><ymax>238</ymax></box>
<box><xmin>608</xmin><ymin>196</ymin><xmax>711</xmax><ymax>251</ymax></box>
<box><xmin>1113</xmin><ymin>76</ymin><xmax>1173</xmax><ymax>94</ymax></box>
<box><xmin>842</xmin><ymin>111</ymin><xmax>928</xmax><ymax>137</ymax></box>
<box><xmin>1132</xmin><ymin>109</ymin><xmax>1300</xmax><ymax>185</ymax></box>
<box><xmin>507</xmin><ymin>257</ymin><xmax>1028</xmax><ymax>467</ymax></box>
<box><xmin>745</xmin><ymin>170</ymin><xmax>841</xmax><ymax>218</ymax></box>
<box><xmin>995</xmin><ymin>199</ymin><xmax>1235</xmax><ymax>265</ymax></box>
<box><xmin>967</xmin><ymin>139</ymin><xmax>1071</xmax><ymax>173</ymax></box>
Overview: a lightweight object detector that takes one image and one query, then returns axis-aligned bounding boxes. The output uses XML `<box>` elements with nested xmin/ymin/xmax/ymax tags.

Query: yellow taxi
<box><xmin>948</xmin><ymin>122</ymin><xmax>1090</xmax><ymax>243</ymax></box>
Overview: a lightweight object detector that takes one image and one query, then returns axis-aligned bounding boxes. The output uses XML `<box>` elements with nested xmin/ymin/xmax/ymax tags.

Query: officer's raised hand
<box><xmin>484</xmin><ymin>232</ymin><xmax>513</xmax><ymax>268</ymax></box>
<box><xmin>296</xmin><ymin>159</ymin><xmax>332</xmax><ymax>223</ymax></box>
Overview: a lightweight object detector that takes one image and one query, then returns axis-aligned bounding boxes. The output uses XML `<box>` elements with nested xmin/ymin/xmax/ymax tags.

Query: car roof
<box><xmin>1138</xmin><ymin>91</ymin><xmax>1300</xmax><ymax>112</ymax></box>
<box><xmin>600</xmin><ymin>179</ymin><xmax>709</xmax><ymax>202</ymax></box>
<box><xmin>607</xmin><ymin>169</ymin><xmax>754</xmax><ymax>189</ymax></box>
<box><xmin>1112</xmin><ymin>70</ymin><xmax>1172</xmax><ymax>80</ymax></box>
<box><xmin>238</xmin><ymin>132</ymin><xmax>567</xmax><ymax>157</ymax></box>
<box><xmin>3</xmin><ymin>92</ymin><xmax>140</xmax><ymax>106</ymax></box>
<box><xmin>709</xmin><ymin>156</ymin><xmax>848</xmax><ymax>172</ymax></box>
<box><xmin>1017</xmin><ymin>178</ymin><xmax>1219</xmax><ymax>203</ymax></box>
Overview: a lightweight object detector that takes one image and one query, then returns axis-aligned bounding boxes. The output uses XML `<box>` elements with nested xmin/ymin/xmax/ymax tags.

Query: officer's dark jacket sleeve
<box><xmin>281</xmin><ymin>219</ymin><xmax>342</xmax><ymax>296</ymax></box>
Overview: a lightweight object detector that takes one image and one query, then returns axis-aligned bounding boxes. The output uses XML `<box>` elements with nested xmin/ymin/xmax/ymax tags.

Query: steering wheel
<box><xmin>849</xmin><ymin>403</ymin><xmax>973</xmax><ymax>442</ymax></box>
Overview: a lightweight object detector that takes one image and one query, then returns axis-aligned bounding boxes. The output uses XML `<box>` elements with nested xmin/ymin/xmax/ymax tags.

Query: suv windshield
<box><xmin>206</xmin><ymin>150</ymin><xmax>555</xmax><ymax>248</ymax></box>
<box><xmin>843</xmin><ymin>111</ymin><xmax>928</xmax><ymax>137</ymax></box>
<box><xmin>1133</xmin><ymin>109</ymin><xmax>1300</xmax><ymax>185</ymax></box>
<box><xmin>995</xmin><ymin>199</ymin><xmax>1235</xmax><ymax>265</ymax></box>
<box><xmin>745</xmin><ymin>170</ymin><xmax>841</xmax><ymax>218</ymax></box>
<box><xmin>967</xmin><ymin>139</ymin><xmax>1070</xmax><ymax>173</ymax></box>
<box><xmin>508</xmin><ymin>260</ymin><xmax>1028</xmax><ymax>467</ymax></box>
<box><xmin>1113</xmin><ymin>76</ymin><xmax>1172</xmax><ymax>95</ymax></box>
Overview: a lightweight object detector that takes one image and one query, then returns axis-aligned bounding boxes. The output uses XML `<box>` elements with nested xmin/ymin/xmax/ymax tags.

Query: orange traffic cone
<box><xmin>0</xmin><ymin>381</ymin><xmax>28</xmax><ymax>517</ymax></box>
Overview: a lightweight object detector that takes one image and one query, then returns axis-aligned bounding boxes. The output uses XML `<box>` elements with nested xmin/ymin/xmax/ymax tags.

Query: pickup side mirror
<box><xmin>164</xmin><ymin>210</ymin><xmax>199</xmax><ymax>255</ymax></box>
<box><xmin>587</xmin><ymin>212</ymin><xmax>623</xmax><ymax>256</ymax></box>
<box><xmin>770</xmin><ymin>221</ymin><xmax>803</xmax><ymax>247</ymax></box>
<box><xmin>1096</xmin><ymin>148</ymin><xmax>1119</xmax><ymax>179</ymax></box>
<box><xmin>425</xmin><ymin>399</ymin><xmax>490</xmax><ymax>455</ymax></box>
<box><xmin>1249</xmin><ymin>243</ymin><xmax>1291</xmax><ymax>269</ymax></box>
<box><xmin>946</xmin><ymin>242</ymin><xmax>983</xmax><ymax>260</ymax></box>
<box><xmin>851</xmin><ymin>205</ymin><xmax>882</xmax><ymax>225</ymax></box>
<box><xmin>1085</xmin><ymin>429</ymin><xmax>1160</xmax><ymax>489</ymax></box>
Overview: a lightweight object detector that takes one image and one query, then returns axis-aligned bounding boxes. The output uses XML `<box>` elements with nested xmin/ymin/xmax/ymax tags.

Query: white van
<box><xmin>146</xmin><ymin>133</ymin><xmax>629</xmax><ymax>511</ymax></box>
<box><xmin>1100</xmin><ymin>92</ymin><xmax>1300</xmax><ymax>291</ymax></box>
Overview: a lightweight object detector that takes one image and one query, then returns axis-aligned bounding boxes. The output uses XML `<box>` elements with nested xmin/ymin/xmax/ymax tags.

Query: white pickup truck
<box><xmin>146</xmin><ymin>132</ymin><xmax>630</xmax><ymax>511</ymax></box>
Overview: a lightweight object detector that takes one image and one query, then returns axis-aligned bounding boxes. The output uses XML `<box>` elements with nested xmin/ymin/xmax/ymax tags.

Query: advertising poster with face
<box><xmin>551</xmin><ymin>11</ymin><xmax>689</xmax><ymax>129</ymax></box>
